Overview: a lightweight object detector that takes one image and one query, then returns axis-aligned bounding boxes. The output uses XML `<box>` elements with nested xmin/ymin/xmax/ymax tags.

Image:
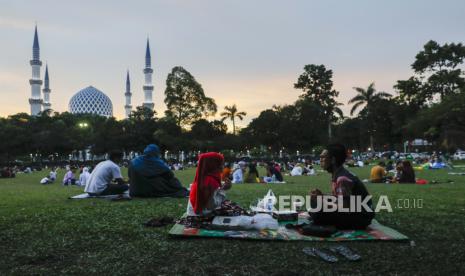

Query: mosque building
<box><xmin>28</xmin><ymin>25</ymin><xmax>154</xmax><ymax>118</ymax></box>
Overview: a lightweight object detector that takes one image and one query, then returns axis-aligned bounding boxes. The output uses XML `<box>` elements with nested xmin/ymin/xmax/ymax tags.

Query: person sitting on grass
<box><xmin>40</xmin><ymin>176</ymin><xmax>52</xmax><ymax>184</ymax></box>
<box><xmin>309</xmin><ymin>143</ymin><xmax>375</xmax><ymax>229</ymax></box>
<box><xmin>84</xmin><ymin>150</ymin><xmax>128</xmax><ymax>196</ymax></box>
<box><xmin>1</xmin><ymin>167</ymin><xmax>15</xmax><ymax>178</ymax></box>
<box><xmin>62</xmin><ymin>167</ymin><xmax>76</xmax><ymax>185</ymax></box>
<box><xmin>128</xmin><ymin>144</ymin><xmax>188</xmax><ymax>198</ymax></box>
<box><xmin>264</xmin><ymin>162</ymin><xmax>283</xmax><ymax>182</ymax></box>
<box><xmin>397</xmin><ymin>160</ymin><xmax>416</xmax><ymax>183</ymax></box>
<box><xmin>290</xmin><ymin>164</ymin><xmax>303</xmax><ymax>176</ymax></box>
<box><xmin>78</xmin><ymin>167</ymin><xmax>91</xmax><ymax>186</ymax></box>
<box><xmin>221</xmin><ymin>162</ymin><xmax>232</xmax><ymax>182</ymax></box>
<box><xmin>187</xmin><ymin>152</ymin><xmax>232</xmax><ymax>216</ymax></box>
<box><xmin>370</xmin><ymin>161</ymin><xmax>388</xmax><ymax>183</ymax></box>
<box><xmin>232</xmin><ymin>161</ymin><xmax>245</xmax><ymax>184</ymax></box>
<box><xmin>244</xmin><ymin>162</ymin><xmax>260</xmax><ymax>183</ymax></box>
<box><xmin>49</xmin><ymin>168</ymin><xmax>57</xmax><ymax>182</ymax></box>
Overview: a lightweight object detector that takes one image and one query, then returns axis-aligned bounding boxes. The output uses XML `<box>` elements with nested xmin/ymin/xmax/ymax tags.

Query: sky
<box><xmin>1</xmin><ymin>0</ymin><xmax>465</xmax><ymax>129</ymax></box>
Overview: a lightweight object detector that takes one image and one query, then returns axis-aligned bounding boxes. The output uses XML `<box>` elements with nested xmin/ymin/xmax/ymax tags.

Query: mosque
<box><xmin>28</xmin><ymin>25</ymin><xmax>154</xmax><ymax>118</ymax></box>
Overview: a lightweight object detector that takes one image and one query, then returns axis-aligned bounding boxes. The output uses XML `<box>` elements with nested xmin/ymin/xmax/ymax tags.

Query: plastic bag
<box><xmin>250</xmin><ymin>189</ymin><xmax>277</xmax><ymax>212</ymax></box>
<box><xmin>250</xmin><ymin>213</ymin><xmax>279</xmax><ymax>230</ymax></box>
<box><xmin>263</xmin><ymin>189</ymin><xmax>277</xmax><ymax>211</ymax></box>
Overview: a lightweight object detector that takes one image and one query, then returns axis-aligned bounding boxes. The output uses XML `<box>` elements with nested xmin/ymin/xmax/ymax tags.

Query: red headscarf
<box><xmin>189</xmin><ymin>152</ymin><xmax>224</xmax><ymax>214</ymax></box>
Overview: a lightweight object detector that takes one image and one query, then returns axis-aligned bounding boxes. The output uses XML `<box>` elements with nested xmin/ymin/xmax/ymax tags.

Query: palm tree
<box><xmin>349</xmin><ymin>82</ymin><xmax>392</xmax><ymax>150</ymax></box>
<box><xmin>220</xmin><ymin>104</ymin><xmax>247</xmax><ymax>135</ymax></box>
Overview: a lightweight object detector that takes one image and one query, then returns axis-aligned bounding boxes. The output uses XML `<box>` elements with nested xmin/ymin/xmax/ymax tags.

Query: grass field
<box><xmin>1</xmin><ymin>165</ymin><xmax>464</xmax><ymax>275</ymax></box>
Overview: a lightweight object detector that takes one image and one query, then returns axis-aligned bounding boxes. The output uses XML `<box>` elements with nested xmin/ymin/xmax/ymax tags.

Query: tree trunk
<box><xmin>328</xmin><ymin>121</ymin><xmax>332</xmax><ymax>140</ymax></box>
<box><xmin>370</xmin><ymin>134</ymin><xmax>374</xmax><ymax>151</ymax></box>
<box><xmin>232</xmin><ymin>118</ymin><xmax>236</xmax><ymax>135</ymax></box>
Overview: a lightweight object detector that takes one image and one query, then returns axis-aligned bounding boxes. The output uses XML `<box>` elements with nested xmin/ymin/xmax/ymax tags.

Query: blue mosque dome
<box><xmin>69</xmin><ymin>86</ymin><xmax>113</xmax><ymax>117</ymax></box>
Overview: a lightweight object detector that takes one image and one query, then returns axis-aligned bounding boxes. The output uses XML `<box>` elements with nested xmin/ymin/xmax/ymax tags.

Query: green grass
<box><xmin>1</xmin><ymin>165</ymin><xmax>465</xmax><ymax>275</ymax></box>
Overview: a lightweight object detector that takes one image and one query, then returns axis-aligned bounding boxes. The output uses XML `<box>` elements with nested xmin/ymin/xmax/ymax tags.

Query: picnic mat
<box><xmin>169</xmin><ymin>213</ymin><xmax>409</xmax><ymax>242</ymax></box>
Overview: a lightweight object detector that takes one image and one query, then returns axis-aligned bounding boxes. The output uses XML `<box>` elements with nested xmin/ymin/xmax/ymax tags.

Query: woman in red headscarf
<box><xmin>187</xmin><ymin>152</ymin><xmax>232</xmax><ymax>216</ymax></box>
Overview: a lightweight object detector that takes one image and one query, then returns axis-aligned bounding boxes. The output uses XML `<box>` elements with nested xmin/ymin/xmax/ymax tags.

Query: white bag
<box><xmin>250</xmin><ymin>213</ymin><xmax>279</xmax><ymax>230</ymax></box>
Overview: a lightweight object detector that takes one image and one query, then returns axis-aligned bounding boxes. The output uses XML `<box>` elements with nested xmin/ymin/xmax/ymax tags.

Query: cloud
<box><xmin>0</xmin><ymin>17</ymin><xmax>31</xmax><ymax>31</ymax></box>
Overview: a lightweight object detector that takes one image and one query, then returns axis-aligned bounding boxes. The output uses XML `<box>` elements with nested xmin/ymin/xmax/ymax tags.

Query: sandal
<box><xmin>302</xmin><ymin>247</ymin><xmax>338</xmax><ymax>263</ymax></box>
<box><xmin>329</xmin><ymin>245</ymin><xmax>361</xmax><ymax>261</ymax></box>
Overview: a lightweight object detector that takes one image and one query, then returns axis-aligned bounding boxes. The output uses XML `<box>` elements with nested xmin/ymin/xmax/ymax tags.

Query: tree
<box><xmin>125</xmin><ymin>106</ymin><xmax>158</xmax><ymax>151</ymax></box>
<box><xmin>164</xmin><ymin>66</ymin><xmax>217</xmax><ymax>127</ymax></box>
<box><xmin>349</xmin><ymin>82</ymin><xmax>392</xmax><ymax>150</ymax></box>
<box><xmin>294</xmin><ymin>64</ymin><xmax>343</xmax><ymax>139</ymax></box>
<box><xmin>191</xmin><ymin>119</ymin><xmax>226</xmax><ymax>140</ymax></box>
<box><xmin>220</xmin><ymin>104</ymin><xmax>246</xmax><ymax>135</ymax></box>
<box><xmin>241</xmin><ymin>109</ymin><xmax>280</xmax><ymax>149</ymax></box>
<box><xmin>394</xmin><ymin>76</ymin><xmax>426</xmax><ymax>110</ymax></box>
<box><xmin>396</xmin><ymin>40</ymin><xmax>465</xmax><ymax>107</ymax></box>
<box><xmin>130</xmin><ymin>106</ymin><xmax>157</xmax><ymax>121</ymax></box>
<box><xmin>404</xmin><ymin>90</ymin><xmax>465</xmax><ymax>152</ymax></box>
<box><xmin>153</xmin><ymin>117</ymin><xmax>188</xmax><ymax>152</ymax></box>
<box><xmin>241</xmin><ymin>101</ymin><xmax>327</xmax><ymax>151</ymax></box>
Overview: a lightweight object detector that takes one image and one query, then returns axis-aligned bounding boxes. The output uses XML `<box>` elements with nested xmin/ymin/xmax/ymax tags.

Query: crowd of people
<box><xmin>221</xmin><ymin>160</ymin><xmax>284</xmax><ymax>184</ymax></box>
<box><xmin>9</xmin><ymin>142</ymin><xmax>458</xmax><ymax>231</ymax></box>
<box><xmin>188</xmin><ymin>144</ymin><xmax>375</xmax><ymax>230</ymax></box>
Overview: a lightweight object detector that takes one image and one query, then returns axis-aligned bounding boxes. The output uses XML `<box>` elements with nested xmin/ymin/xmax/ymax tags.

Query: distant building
<box><xmin>29</xmin><ymin>25</ymin><xmax>43</xmax><ymax>116</ymax></box>
<box><xmin>69</xmin><ymin>86</ymin><xmax>113</xmax><ymax>117</ymax></box>
<box><xmin>27</xmin><ymin>25</ymin><xmax>155</xmax><ymax>117</ymax></box>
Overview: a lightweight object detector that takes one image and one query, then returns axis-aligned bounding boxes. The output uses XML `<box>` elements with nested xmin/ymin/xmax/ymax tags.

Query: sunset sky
<box><xmin>1</xmin><ymin>0</ymin><xmax>465</xmax><ymax>129</ymax></box>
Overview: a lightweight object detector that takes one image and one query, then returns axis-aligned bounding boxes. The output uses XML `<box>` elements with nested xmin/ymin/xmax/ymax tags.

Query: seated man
<box><xmin>84</xmin><ymin>150</ymin><xmax>128</xmax><ymax>196</ymax></box>
<box><xmin>129</xmin><ymin>144</ymin><xmax>188</xmax><ymax>197</ymax></box>
<box><xmin>309</xmin><ymin>144</ymin><xmax>374</xmax><ymax>229</ymax></box>
<box><xmin>370</xmin><ymin>161</ymin><xmax>387</xmax><ymax>183</ymax></box>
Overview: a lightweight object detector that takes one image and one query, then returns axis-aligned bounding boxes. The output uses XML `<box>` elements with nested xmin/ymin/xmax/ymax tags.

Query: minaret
<box><xmin>29</xmin><ymin>25</ymin><xmax>43</xmax><ymax>116</ymax></box>
<box><xmin>42</xmin><ymin>64</ymin><xmax>51</xmax><ymax>111</ymax></box>
<box><xmin>124</xmin><ymin>70</ymin><xmax>132</xmax><ymax>118</ymax></box>
<box><xmin>142</xmin><ymin>39</ymin><xmax>154</xmax><ymax>110</ymax></box>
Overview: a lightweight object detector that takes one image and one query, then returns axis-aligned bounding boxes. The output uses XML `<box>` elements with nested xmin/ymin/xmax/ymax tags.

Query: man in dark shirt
<box><xmin>309</xmin><ymin>144</ymin><xmax>375</xmax><ymax>229</ymax></box>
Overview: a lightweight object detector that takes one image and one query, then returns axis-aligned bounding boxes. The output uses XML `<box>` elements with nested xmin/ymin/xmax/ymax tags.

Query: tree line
<box><xmin>1</xmin><ymin>40</ymin><xmax>465</xmax><ymax>163</ymax></box>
